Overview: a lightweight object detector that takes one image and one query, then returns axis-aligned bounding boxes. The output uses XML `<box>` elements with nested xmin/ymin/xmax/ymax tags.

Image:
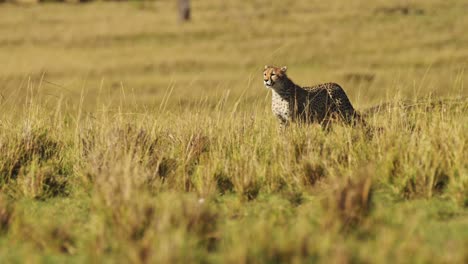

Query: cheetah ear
<box><xmin>264</xmin><ymin>65</ymin><xmax>269</xmax><ymax>70</ymax></box>
<box><xmin>281</xmin><ymin>66</ymin><xmax>287</xmax><ymax>73</ymax></box>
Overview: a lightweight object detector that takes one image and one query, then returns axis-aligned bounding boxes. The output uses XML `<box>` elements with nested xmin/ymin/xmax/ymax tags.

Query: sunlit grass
<box><xmin>0</xmin><ymin>0</ymin><xmax>467</xmax><ymax>263</ymax></box>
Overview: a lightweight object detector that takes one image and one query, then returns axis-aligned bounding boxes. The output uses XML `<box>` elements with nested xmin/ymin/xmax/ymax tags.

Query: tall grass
<box><xmin>0</xmin><ymin>0</ymin><xmax>467</xmax><ymax>262</ymax></box>
<box><xmin>0</xmin><ymin>78</ymin><xmax>467</xmax><ymax>262</ymax></box>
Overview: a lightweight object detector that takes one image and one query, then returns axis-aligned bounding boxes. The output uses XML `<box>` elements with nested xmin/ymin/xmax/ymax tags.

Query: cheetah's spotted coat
<box><xmin>263</xmin><ymin>65</ymin><xmax>364</xmax><ymax>127</ymax></box>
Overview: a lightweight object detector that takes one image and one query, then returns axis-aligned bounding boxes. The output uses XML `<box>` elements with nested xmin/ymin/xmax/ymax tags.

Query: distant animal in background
<box><xmin>263</xmin><ymin>65</ymin><xmax>365</xmax><ymax>128</ymax></box>
<box><xmin>178</xmin><ymin>0</ymin><xmax>191</xmax><ymax>21</ymax></box>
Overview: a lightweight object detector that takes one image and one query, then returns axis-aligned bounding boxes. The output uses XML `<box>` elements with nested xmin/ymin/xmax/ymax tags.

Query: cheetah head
<box><xmin>263</xmin><ymin>65</ymin><xmax>287</xmax><ymax>89</ymax></box>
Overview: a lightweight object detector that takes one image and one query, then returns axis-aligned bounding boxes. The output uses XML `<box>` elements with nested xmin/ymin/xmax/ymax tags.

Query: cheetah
<box><xmin>263</xmin><ymin>65</ymin><xmax>364</xmax><ymax>128</ymax></box>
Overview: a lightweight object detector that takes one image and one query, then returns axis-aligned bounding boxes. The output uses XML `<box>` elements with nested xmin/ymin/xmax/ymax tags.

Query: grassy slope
<box><xmin>0</xmin><ymin>0</ymin><xmax>467</xmax><ymax>263</ymax></box>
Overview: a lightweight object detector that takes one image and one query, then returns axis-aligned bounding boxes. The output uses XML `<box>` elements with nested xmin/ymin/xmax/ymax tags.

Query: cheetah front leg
<box><xmin>276</xmin><ymin>115</ymin><xmax>290</xmax><ymax>130</ymax></box>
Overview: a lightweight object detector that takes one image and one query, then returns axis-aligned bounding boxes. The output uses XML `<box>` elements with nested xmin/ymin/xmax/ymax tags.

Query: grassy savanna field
<box><xmin>0</xmin><ymin>0</ymin><xmax>467</xmax><ymax>262</ymax></box>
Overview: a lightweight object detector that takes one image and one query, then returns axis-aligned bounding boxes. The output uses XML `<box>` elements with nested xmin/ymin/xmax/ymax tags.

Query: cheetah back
<box><xmin>299</xmin><ymin>83</ymin><xmax>359</xmax><ymax>124</ymax></box>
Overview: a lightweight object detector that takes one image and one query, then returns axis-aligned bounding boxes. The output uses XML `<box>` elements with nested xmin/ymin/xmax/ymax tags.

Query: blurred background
<box><xmin>0</xmin><ymin>0</ymin><xmax>467</xmax><ymax>112</ymax></box>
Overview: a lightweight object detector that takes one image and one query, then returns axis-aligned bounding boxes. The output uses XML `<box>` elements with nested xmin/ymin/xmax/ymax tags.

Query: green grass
<box><xmin>0</xmin><ymin>0</ymin><xmax>467</xmax><ymax>263</ymax></box>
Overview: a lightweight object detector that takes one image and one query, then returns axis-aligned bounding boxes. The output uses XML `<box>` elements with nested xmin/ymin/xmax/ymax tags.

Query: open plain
<box><xmin>0</xmin><ymin>0</ymin><xmax>467</xmax><ymax>262</ymax></box>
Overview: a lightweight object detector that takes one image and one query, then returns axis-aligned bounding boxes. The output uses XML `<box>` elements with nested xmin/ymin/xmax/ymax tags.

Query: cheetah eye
<box><xmin>271</xmin><ymin>73</ymin><xmax>275</xmax><ymax>76</ymax></box>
